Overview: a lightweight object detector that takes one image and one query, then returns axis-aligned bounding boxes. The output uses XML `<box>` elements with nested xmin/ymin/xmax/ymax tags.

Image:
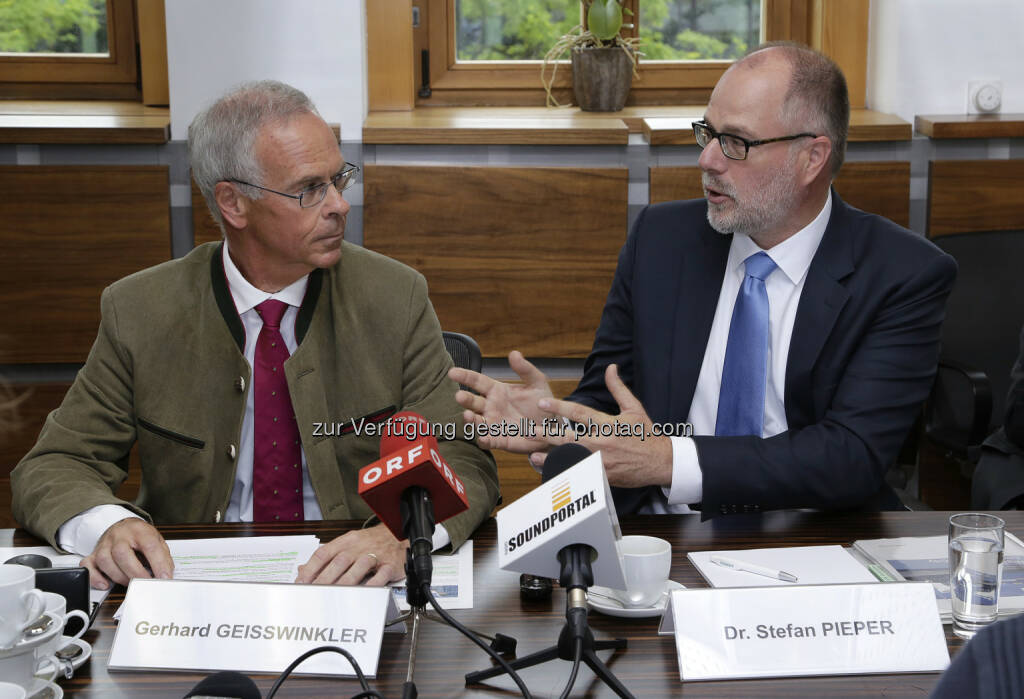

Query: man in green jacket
<box><xmin>12</xmin><ymin>80</ymin><xmax>499</xmax><ymax>590</ymax></box>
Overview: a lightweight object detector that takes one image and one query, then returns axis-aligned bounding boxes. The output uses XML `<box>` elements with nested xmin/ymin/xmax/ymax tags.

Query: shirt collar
<box><xmin>222</xmin><ymin>239</ymin><xmax>309</xmax><ymax>315</ymax></box>
<box><xmin>727</xmin><ymin>190</ymin><xmax>832</xmax><ymax>286</ymax></box>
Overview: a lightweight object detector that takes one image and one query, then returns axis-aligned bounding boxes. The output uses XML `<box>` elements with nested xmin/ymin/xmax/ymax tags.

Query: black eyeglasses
<box><xmin>228</xmin><ymin>162</ymin><xmax>360</xmax><ymax>208</ymax></box>
<box><xmin>692</xmin><ymin>120</ymin><xmax>817</xmax><ymax>161</ymax></box>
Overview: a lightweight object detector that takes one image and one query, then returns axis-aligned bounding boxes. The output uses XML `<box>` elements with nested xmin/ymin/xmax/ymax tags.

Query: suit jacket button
<box><xmin>227</xmin><ymin>444</ymin><xmax>237</xmax><ymax>460</ymax></box>
<box><xmin>235</xmin><ymin>376</ymin><xmax>246</xmax><ymax>392</ymax></box>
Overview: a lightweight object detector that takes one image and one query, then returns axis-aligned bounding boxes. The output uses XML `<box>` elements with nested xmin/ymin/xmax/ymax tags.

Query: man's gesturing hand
<box><xmin>81</xmin><ymin>518</ymin><xmax>173</xmax><ymax>590</ymax></box>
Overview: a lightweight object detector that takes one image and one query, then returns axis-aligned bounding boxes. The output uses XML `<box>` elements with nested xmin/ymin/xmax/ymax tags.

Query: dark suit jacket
<box><xmin>12</xmin><ymin>241</ymin><xmax>500</xmax><ymax>548</ymax></box>
<box><xmin>974</xmin><ymin>324</ymin><xmax>1024</xmax><ymax>509</ymax></box>
<box><xmin>569</xmin><ymin>193</ymin><xmax>957</xmax><ymax>517</ymax></box>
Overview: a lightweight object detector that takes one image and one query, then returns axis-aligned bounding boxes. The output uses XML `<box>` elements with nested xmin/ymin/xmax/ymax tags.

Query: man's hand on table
<box><xmin>295</xmin><ymin>523</ymin><xmax>406</xmax><ymax>586</ymax></box>
<box><xmin>81</xmin><ymin>518</ymin><xmax>174</xmax><ymax>590</ymax></box>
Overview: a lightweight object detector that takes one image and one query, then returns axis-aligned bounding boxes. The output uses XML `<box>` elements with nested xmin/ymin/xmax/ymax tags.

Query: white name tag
<box><xmin>109</xmin><ymin>579</ymin><xmax>401</xmax><ymax>677</ymax></box>
<box><xmin>659</xmin><ymin>582</ymin><xmax>949</xmax><ymax>681</ymax></box>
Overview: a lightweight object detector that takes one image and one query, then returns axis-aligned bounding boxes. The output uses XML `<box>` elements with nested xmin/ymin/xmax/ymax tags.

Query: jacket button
<box><xmin>227</xmin><ymin>444</ymin><xmax>237</xmax><ymax>460</ymax></box>
<box><xmin>235</xmin><ymin>376</ymin><xmax>246</xmax><ymax>392</ymax></box>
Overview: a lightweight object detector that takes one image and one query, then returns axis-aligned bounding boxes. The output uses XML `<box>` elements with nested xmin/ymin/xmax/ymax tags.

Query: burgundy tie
<box><xmin>253</xmin><ymin>300</ymin><xmax>304</xmax><ymax>522</ymax></box>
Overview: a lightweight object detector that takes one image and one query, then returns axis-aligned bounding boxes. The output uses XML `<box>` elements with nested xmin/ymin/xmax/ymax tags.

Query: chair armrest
<box><xmin>924</xmin><ymin>359</ymin><xmax>993</xmax><ymax>460</ymax></box>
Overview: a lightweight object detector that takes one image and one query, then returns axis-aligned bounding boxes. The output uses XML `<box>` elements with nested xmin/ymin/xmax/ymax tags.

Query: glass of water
<box><xmin>948</xmin><ymin>512</ymin><xmax>1005</xmax><ymax>639</ymax></box>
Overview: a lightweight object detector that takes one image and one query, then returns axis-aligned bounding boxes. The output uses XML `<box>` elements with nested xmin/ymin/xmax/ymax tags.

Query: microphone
<box><xmin>496</xmin><ymin>444</ymin><xmax>625</xmax><ymax>591</ymax></box>
<box><xmin>184</xmin><ymin>670</ymin><xmax>261</xmax><ymax>699</ymax></box>
<box><xmin>358</xmin><ymin>411</ymin><xmax>470</xmax><ymax>586</ymax></box>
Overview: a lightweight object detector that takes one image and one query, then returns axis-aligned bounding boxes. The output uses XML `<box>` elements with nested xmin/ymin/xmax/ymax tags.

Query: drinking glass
<box><xmin>949</xmin><ymin>512</ymin><xmax>1005</xmax><ymax>639</ymax></box>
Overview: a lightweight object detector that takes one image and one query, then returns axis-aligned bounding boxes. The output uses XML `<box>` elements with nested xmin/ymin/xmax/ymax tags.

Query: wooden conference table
<box><xmin>12</xmin><ymin>510</ymin><xmax>1017</xmax><ymax>698</ymax></box>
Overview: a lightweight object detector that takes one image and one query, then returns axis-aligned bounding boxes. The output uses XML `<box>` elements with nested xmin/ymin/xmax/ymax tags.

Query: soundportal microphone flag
<box><xmin>496</xmin><ymin>449</ymin><xmax>626</xmax><ymax>590</ymax></box>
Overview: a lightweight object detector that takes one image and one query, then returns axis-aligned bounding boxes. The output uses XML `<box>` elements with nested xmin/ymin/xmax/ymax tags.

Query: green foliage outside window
<box><xmin>456</xmin><ymin>0</ymin><xmax>760</xmax><ymax>62</ymax></box>
<box><xmin>0</xmin><ymin>0</ymin><xmax>108</xmax><ymax>54</ymax></box>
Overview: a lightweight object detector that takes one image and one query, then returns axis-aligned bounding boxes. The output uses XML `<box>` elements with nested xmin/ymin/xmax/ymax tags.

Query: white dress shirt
<box><xmin>645</xmin><ymin>192</ymin><xmax>832</xmax><ymax>513</ymax></box>
<box><xmin>59</xmin><ymin>242</ymin><xmax>451</xmax><ymax>554</ymax></box>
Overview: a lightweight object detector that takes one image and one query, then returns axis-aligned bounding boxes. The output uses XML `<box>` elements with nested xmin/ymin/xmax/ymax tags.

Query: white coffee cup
<box><xmin>0</xmin><ymin>565</ymin><xmax>46</xmax><ymax>648</ymax></box>
<box><xmin>610</xmin><ymin>535</ymin><xmax>672</xmax><ymax>608</ymax></box>
<box><xmin>35</xmin><ymin>591</ymin><xmax>90</xmax><ymax>671</ymax></box>
<box><xmin>0</xmin><ymin>643</ymin><xmax>57</xmax><ymax>690</ymax></box>
<box><xmin>0</xmin><ymin>681</ymin><xmax>27</xmax><ymax>699</ymax></box>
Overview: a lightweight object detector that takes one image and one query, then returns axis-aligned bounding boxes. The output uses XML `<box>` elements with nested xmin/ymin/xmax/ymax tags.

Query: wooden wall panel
<box><xmin>192</xmin><ymin>179</ymin><xmax>222</xmax><ymax>247</ymax></box>
<box><xmin>648</xmin><ymin>162</ymin><xmax>910</xmax><ymax>227</ymax></box>
<box><xmin>0</xmin><ymin>166</ymin><xmax>171</xmax><ymax>363</ymax></box>
<box><xmin>928</xmin><ymin>160</ymin><xmax>1024</xmax><ymax>237</ymax></box>
<box><xmin>363</xmin><ymin>166</ymin><xmax>628</xmax><ymax>358</ymax></box>
<box><xmin>366</xmin><ymin>0</ymin><xmax>414</xmax><ymax>111</ymax></box>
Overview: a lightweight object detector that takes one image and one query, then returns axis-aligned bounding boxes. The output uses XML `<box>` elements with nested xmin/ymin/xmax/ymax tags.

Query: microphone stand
<box><xmin>389</xmin><ymin>486</ymin><xmax>516</xmax><ymax>699</ymax></box>
<box><xmin>465</xmin><ymin>546</ymin><xmax>634</xmax><ymax>699</ymax></box>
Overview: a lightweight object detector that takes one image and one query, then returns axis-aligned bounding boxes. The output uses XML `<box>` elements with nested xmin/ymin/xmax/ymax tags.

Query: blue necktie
<box><xmin>716</xmin><ymin>251</ymin><xmax>778</xmax><ymax>437</ymax></box>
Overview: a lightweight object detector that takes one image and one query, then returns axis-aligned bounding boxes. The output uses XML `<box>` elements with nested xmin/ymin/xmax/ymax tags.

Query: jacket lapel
<box><xmin>785</xmin><ymin>191</ymin><xmax>854</xmax><ymax>426</ymax></box>
<box><xmin>210</xmin><ymin>242</ymin><xmax>246</xmax><ymax>353</ymax></box>
<box><xmin>668</xmin><ymin>221</ymin><xmax>731</xmax><ymax>421</ymax></box>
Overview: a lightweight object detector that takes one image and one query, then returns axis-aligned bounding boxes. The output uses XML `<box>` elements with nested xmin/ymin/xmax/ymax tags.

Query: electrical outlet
<box><xmin>967</xmin><ymin>80</ymin><xmax>1003</xmax><ymax>115</ymax></box>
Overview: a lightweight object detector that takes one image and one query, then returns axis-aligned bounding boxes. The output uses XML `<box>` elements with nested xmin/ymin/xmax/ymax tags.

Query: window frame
<box><xmin>0</xmin><ymin>0</ymin><xmax>140</xmax><ymax>100</ymax></box>
<box><xmin>409</xmin><ymin>0</ymin><xmax>823</xmax><ymax>107</ymax></box>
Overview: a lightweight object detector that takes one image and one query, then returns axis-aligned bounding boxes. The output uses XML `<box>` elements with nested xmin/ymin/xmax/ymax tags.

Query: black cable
<box><xmin>421</xmin><ymin>582</ymin><xmax>534</xmax><ymax>699</ymax></box>
<box><xmin>558</xmin><ymin>636</ymin><xmax>584</xmax><ymax>699</ymax></box>
<box><xmin>265</xmin><ymin>645</ymin><xmax>384</xmax><ymax>699</ymax></box>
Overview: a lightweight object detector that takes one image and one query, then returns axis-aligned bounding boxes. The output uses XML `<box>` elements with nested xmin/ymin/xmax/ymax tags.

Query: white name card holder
<box><xmin>658</xmin><ymin>582</ymin><xmax>949</xmax><ymax>681</ymax></box>
<box><xmin>110</xmin><ymin>579</ymin><xmax>402</xmax><ymax>677</ymax></box>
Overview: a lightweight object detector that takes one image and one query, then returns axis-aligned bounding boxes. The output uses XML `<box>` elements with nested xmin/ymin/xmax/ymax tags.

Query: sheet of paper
<box><xmin>0</xmin><ymin>543</ymin><xmax>111</xmax><ymax>608</ymax></box>
<box><xmin>390</xmin><ymin>540</ymin><xmax>473</xmax><ymax>610</ymax></box>
<box><xmin>166</xmin><ymin>535</ymin><xmax>321</xmax><ymax>583</ymax></box>
<box><xmin>688</xmin><ymin>545</ymin><xmax>879</xmax><ymax>587</ymax></box>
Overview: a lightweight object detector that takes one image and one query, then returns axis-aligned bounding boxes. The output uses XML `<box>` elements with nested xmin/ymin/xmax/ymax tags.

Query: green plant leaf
<box><xmin>587</xmin><ymin>0</ymin><xmax>623</xmax><ymax>42</ymax></box>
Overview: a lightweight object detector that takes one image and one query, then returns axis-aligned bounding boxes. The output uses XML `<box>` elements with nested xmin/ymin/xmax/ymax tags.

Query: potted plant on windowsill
<box><xmin>542</xmin><ymin>0</ymin><xmax>640</xmax><ymax>112</ymax></box>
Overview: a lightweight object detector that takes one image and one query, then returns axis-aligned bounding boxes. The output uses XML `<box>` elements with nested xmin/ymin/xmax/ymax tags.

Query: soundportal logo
<box><xmin>505</xmin><ymin>480</ymin><xmax>597</xmax><ymax>554</ymax></box>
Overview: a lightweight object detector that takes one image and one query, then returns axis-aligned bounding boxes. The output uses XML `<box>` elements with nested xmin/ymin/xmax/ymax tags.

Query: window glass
<box><xmin>641</xmin><ymin>0</ymin><xmax>761</xmax><ymax>60</ymax></box>
<box><xmin>455</xmin><ymin>0</ymin><xmax>582</xmax><ymax>61</ymax></box>
<box><xmin>0</xmin><ymin>0</ymin><xmax>109</xmax><ymax>55</ymax></box>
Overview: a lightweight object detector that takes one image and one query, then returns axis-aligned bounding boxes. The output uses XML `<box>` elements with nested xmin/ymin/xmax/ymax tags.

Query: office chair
<box><xmin>924</xmin><ymin>230</ymin><xmax>1024</xmax><ymax>465</ymax></box>
<box><xmin>442</xmin><ymin>331</ymin><xmax>483</xmax><ymax>374</ymax></box>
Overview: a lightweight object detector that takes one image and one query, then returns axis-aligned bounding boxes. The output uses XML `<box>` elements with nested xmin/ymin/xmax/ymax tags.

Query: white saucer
<box><xmin>36</xmin><ymin>636</ymin><xmax>91</xmax><ymax>677</ymax></box>
<box><xmin>25</xmin><ymin>678</ymin><xmax>62</xmax><ymax>699</ymax></box>
<box><xmin>588</xmin><ymin>580</ymin><xmax>685</xmax><ymax>618</ymax></box>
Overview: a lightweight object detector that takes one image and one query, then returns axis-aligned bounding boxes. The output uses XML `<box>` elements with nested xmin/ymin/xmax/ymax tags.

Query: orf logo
<box><xmin>551</xmin><ymin>479</ymin><xmax>571</xmax><ymax>512</ymax></box>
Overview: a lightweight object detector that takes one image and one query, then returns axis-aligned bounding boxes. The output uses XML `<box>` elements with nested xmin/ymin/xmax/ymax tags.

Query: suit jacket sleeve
<box><xmin>396</xmin><ymin>273</ymin><xmax>500</xmax><ymax>550</ymax></box>
<box><xmin>12</xmin><ymin>287</ymin><xmax>152</xmax><ymax>547</ymax></box>
<box><xmin>1004</xmin><ymin>324</ymin><xmax>1024</xmax><ymax>449</ymax></box>
<box><xmin>694</xmin><ymin>250</ymin><xmax>957</xmax><ymax>513</ymax></box>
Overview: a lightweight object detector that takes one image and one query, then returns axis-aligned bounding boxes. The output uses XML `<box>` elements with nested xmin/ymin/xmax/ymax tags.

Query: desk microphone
<box><xmin>184</xmin><ymin>670</ymin><xmax>261</xmax><ymax>699</ymax></box>
<box><xmin>358</xmin><ymin>411</ymin><xmax>469</xmax><ymax>585</ymax></box>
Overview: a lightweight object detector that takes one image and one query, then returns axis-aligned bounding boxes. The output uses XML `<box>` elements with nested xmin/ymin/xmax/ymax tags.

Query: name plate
<box><xmin>110</xmin><ymin>579</ymin><xmax>401</xmax><ymax>677</ymax></box>
<box><xmin>659</xmin><ymin>582</ymin><xmax>949</xmax><ymax>681</ymax></box>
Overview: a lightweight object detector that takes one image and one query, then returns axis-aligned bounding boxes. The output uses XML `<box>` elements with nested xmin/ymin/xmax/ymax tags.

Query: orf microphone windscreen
<box><xmin>358</xmin><ymin>411</ymin><xmax>470</xmax><ymax>540</ymax></box>
<box><xmin>542</xmin><ymin>444</ymin><xmax>593</xmax><ymax>483</ymax></box>
<box><xmin>379</xmin><ymin>411</ymin><xmax>433</xmax><ymax>457</ymax></box>
<box><xmin>184</xmin><ymin>671</ymin><xmax>261</xmax><ymax>699</ymax></box>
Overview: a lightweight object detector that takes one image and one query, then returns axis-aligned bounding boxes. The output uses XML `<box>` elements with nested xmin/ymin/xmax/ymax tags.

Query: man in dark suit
<box><xmin>450</xmin><ymin>43</ymin><xmax>956</xmax><ymax>516</ymax></box>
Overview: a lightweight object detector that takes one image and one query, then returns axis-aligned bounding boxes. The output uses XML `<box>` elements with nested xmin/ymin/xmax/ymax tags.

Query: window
<box><xmin>390</xmin><ymin>0</ymin><xmax>865</xmax><ymax>108</ymax></box>
<box><xmin>0</xmin><ymin>0</ymin><xmax>139</xmax><ymax>99</ymax></box>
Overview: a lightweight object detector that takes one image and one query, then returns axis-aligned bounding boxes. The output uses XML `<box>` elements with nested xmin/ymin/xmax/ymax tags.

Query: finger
<box><xmin>80</xmin><ymin>556</ymin><xmax>111</xmax><ymax>590</ymax></box>
<box><xmin>364</xmin><ymin>563</ymin><xmax>399</xmax><ymax>587</ymax></box>
<box><xmin>529</xmin><ymin>451</ymin><xmax>547</xmax><ymax>471</ymax></box>
<box><xmin>537</xmin><ymin>396</ymin><xmax>598</xmax><ymax>426</ymax></box>
<box><xmin>295</xmin><ymin>545</ymin><xmax>334</xmax><ymax>583</ymax></box>
<box><xmin>137</xmin><ymin>532</ymin><xmax>174</xmax><ymax>580</ymax></box>
<box><xmin>508</xmin><ymin>351</ymin><xmax>550</xmax><ymax>389</ymax></box>
<box><xmin>448</xmin><ymin>367</ymin><xmax>495</xmax><ymax>396</ymax></box>
<box><xmin>335</xmin><ymin>554</ymin><xmax>377</xmax><ymax>586</ymax></box>
<box><xmin>109</xmin><ymin>540</ymin><xmax>154</xmax><ymax>583</ymax></box>
<box><xmin>604</xmin><ymin>364</ymin><xmax>644</xmax><ymax>414</ymax></box>
<box><xmin>454</xmin><ymin>389</ymin><xmax>487</xmax><ymax>415</ymax></box>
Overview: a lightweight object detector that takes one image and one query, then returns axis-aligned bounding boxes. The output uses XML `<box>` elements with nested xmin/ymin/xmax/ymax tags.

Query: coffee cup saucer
<box><xmin>587</xmin><ymin>580</ymin><xmax>685</xmax><ymax>618</ymax></box>
<box><xmin>36</xmin><ymin>635</ymin><xmax>92</xmax><ymax>677</ymax></box>
<box><xmin>25</xmin><ymin>677</ymin><xmax>63</xmax><ymax>699</ymax></box>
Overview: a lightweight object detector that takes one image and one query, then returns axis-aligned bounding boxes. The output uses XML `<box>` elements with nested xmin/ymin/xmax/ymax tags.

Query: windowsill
<box><xmin>363</xmin><ymin>106</ymin><xmax>912</xmax><ymax>146</ymax></box>
<box><xmin>915</xmin><ymin>113</ymin><xmax>1024</xmax><ymax>139</ymax></box>
<box><xmin>0</xmin><ymin>101</ymin><xmax>170</xmax><ymax>144</ymax></box>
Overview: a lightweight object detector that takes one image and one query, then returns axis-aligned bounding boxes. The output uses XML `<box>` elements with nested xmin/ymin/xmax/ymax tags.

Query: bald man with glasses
<box><xmin>13</xmin><ymin>81</ymin><xmax>499</xmax><ymax>589</ymax></box>
<box><xmin>451</xmin><ymin>43</ymin><xmax>956</xmax><ymax>518</ymax></box>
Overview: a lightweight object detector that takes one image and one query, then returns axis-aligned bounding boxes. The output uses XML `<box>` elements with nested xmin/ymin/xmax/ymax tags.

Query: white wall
<box><xmin>868</xmin><ymin>0</ymin><xmax>1024</xmax><ymax>123</ymax></box>
<box><xmin>165</xmin><ymin>0</ymin><xmax>367</xmax><ymax>141</ymax></box>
